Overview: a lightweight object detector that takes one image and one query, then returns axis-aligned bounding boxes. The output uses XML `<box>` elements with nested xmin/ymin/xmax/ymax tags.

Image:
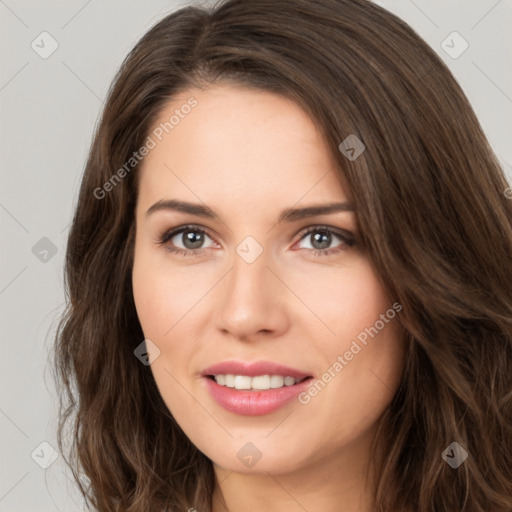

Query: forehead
<box><xmin>137</xmin><ymin>84</ymin><xmax>348</xmax><ymax>211</ymax></box>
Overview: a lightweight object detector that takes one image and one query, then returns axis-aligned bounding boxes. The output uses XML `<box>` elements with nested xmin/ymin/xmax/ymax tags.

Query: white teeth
<box><xmin>270</xmin><ymin>375</ymin><xmax>284</xmax><ymax>388</ymax></box>
<box><xmin>284</xmin><ymin>376</ymin><xmax>295</xmax><ymax>386</ymax></box>
<box><xmin>234</xmin><ymin>375</ymin><xmax>252</xmax><ymax>390</ymax></box>
<box><xmin>252</xmin><ymin>375</ymin><xmax>270</xmax><ymax>390</ymax></box>
<box><xmin>212</xmin><ymin>374</ymin><xmax>304</xmax><ymax>390</ymax></box>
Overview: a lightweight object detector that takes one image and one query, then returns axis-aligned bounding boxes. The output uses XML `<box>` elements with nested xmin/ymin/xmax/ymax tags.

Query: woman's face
<box><xmin>132</xmin><ymin>83</ymin><xmax>406</xmax><ymax>476</ymax></box>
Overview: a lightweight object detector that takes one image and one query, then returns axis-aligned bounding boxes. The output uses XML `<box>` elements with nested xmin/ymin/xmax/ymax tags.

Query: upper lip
<box><xmin>202</xmin><ymin>360</ymin><xmax>312</xmax><ymax>379</ymax></box>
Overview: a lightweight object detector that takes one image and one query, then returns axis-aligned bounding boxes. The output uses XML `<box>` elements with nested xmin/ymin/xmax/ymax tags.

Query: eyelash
<box><xmin>156</xmin><ymin>224</ymin><xmax>356</xmax><ymax>258</ymax></box>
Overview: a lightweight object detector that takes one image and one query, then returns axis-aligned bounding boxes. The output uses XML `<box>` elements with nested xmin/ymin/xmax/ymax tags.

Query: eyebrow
<box><xmin>146</xmin><ymin>199</ymin><xmax>217</xmax><ymax>219</ymax></box>
<box><xmin>145</xmin><ymin>199</ymin><xmax>354</xmax><ymax>222</ymax></box>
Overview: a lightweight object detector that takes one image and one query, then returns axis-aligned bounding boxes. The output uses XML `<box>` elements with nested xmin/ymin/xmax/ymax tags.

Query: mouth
<box><xmin>201</xmin><ymin>361</ymin><xmax>314</xmax><ymax>415</ymax></box>
<box><xmin>206</xmin><ymin>374</ymin><xmax>311</xmax><ymax>390</ymax></box>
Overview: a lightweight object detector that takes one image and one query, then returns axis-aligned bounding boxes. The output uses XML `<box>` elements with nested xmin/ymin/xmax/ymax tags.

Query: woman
<box><xmin>53</xmin><ymin>0</ymin><xmax>512</xmax><ymax>510</ymax></box>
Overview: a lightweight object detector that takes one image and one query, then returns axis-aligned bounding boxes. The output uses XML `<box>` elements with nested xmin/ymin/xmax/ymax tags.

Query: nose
<box><xmin>214</xmin><ymin>249</ymin><xmax>290</xmax><ymax>342</ymax></box>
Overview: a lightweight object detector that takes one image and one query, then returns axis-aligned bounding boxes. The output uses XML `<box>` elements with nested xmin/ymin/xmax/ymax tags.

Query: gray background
<box><xmin>1</xmin><ymin>0</ymin><xmax>511</xmax><ymax>510</ymax></box>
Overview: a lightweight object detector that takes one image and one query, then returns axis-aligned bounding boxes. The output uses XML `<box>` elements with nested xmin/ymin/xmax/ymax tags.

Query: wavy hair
<box><xmin>53</xmin><ymin>0</ymin><xmax>512</xmax><ymax>510</ymax></box>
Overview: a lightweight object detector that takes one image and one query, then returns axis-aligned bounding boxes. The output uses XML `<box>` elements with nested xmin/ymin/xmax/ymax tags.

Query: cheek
<box><xmin>132</xmin><ymin>251</ymin><xmax>201</xmax><ymax>417</ymax></box>
<box><xmin>131</xmin><ymin>245</ymin><xmax>216</xmax><ymax>383</ymax></box>
<box><xmin>132</xmin><ymin>272</ymin><xmax>171</xmax><ymax>343</ymax></box>
<box><xmin>132</xmin><ymin>246</ymin><xmax>205</xmax><ymax>340</ymax></box>
<box><xmin>293</xmin><ymin>258</ymin><xmax>394</xmax><ymax>346</ymax></box>
<box><xmin>338</xmin><ymin>271</ymin><xmax>392</xmax><ymax>341</ymax></box>
<box><xmin>295</xmin><ymin>260</ymin><xmax>405</xmax><ymax>419</ymax></box>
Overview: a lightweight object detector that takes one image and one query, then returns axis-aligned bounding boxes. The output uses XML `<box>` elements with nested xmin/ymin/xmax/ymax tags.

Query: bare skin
<box><xmin>132</xmin><ymin>83</ymin><xmax>406</xmax><ymax>512</ymax></box>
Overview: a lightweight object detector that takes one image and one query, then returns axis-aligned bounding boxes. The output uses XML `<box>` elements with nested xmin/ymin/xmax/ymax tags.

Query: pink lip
<box><xmin>201</xmin><ymin>360</ymin><xmax>311</xmax><ymax>379</ymax></box>
<box><xmin>201</xmin><ymin>360</ymin><xmax>313</xmax><ymax>416</ymax></box>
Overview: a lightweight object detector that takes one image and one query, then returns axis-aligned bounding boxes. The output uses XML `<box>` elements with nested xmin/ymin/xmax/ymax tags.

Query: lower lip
<box><xmin>203</xmin><ymin>376</ymin><xmax>313</xmax><ymax>416</ymax></box>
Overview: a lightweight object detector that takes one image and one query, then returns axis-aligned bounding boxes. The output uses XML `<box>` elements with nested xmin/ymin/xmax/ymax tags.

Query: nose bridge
<box><xmin>214</xmin><ymin>244</ymin><xmax>288</xmax><ymax>338</ymax></box>
<box><xmin>226</xmin><ymin>248</ymin><xmax>271</xmax><ymax>311</ymax></box>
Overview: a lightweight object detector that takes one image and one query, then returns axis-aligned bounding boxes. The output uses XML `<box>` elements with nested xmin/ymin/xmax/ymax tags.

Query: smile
<box><xmin>201</xmin><ymin>361</ymin><xmax>314</xmax><ymax>415</ymax></box>
<box><xmin>210</xmin><ymin>374</ymin><xmax>308</xmax><ymax>390</ymax></box>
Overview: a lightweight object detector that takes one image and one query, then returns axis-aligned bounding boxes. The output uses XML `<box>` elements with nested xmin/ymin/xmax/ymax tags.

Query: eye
<box><xmin>156</xmin><ymin>224</ymin><xmax>355</xmax><ymax>258</ymax></box>
<box><xmin>295</xmin><ymin>226</ymin><xmax>355</xmax><ymax>256</ymax></box>
<box><xmin>157</xmin><ymin>225</ymin><xmax>217</xmax><ymax>256</ymax></box>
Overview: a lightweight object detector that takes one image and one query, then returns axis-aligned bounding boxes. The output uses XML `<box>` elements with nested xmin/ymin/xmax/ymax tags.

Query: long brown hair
<box><xmin>53</xmin><ymin>0</ymin><xmax>512</xmax><ymax>510</ymax></box>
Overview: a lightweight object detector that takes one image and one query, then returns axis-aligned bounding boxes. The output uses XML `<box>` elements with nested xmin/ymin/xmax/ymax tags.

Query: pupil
<box><xmin>183</xmin><ymin>231</ymin><xmax>204</xmax><ymax>249</ymax></box>
<box><xmin>312</xmin><ymin>231</ymin><xmax>331</xmax><ymax>250</ymax></box>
